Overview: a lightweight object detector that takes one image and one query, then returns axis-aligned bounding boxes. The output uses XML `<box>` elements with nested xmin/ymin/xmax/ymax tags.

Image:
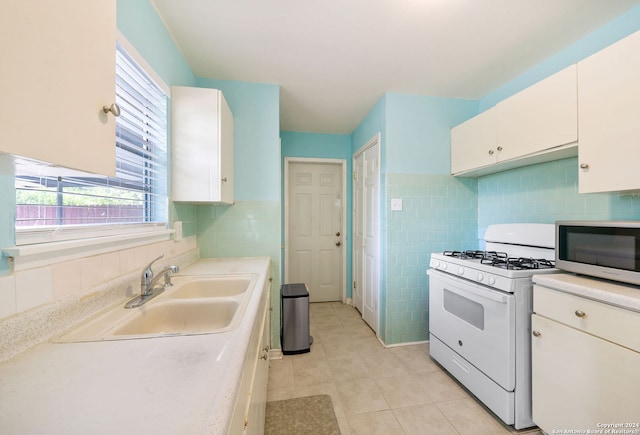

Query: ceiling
<box><xmin>151</xmin><ymin>0</ymin><xmax>639</xmax><ymax>134</ymax></box>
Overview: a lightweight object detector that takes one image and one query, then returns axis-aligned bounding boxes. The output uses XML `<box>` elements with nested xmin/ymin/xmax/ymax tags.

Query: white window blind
<box><xmin>15</xmin><ymin>44</ymin><xmax>168</xmax><ymax>232</ymax></box>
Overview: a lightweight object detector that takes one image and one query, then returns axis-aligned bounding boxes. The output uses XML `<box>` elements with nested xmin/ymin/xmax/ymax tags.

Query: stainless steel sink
<box><xmin>52</xmin><ymin>274</ymin><xmax>257</xmax><ymax>343</ymax></box>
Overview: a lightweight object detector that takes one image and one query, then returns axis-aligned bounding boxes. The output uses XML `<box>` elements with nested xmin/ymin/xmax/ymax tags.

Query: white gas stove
<box><xmin>427</xmin><ymin>223</ymin><xmax>559</xmax><ymax>429</ymax></box>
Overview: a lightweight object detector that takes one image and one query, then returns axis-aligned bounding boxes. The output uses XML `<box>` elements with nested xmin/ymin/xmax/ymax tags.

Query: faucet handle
<box><xmin>144</xmin><ymin>254</ymin><xmax>165</xmax><ymax>272</ymax></box>
<box><xmin>141</xmin><ymin>254</ymin><xmax>164</xmax><ymax>289</ymax></box>
<box><xmin>163</xmin><ymin>265</ymin><xmax>179</xmax><ymax>287</ymax></box>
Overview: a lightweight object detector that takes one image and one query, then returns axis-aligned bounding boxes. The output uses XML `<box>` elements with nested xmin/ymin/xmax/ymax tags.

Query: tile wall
<box><xmin>478</xmin><ymin>157</ymin><xmax>640</xmax><ymax>237</ymax></box>
<box><xmin>196</xmin><ymin>200</ymin><xmax>282</xmax><ymax>347</ymax></box>
<box><xmin>0</xmin><ymin>237</ymin><xmax>198</xmax><ymax>321</ymax></box>
<box><xmin>0</xmin><ymin>236</ymin><xmax>199</xmax><ymax>361</ymax></box>
<box><xmin>384</xmin><ymin>174</ymin><xmax>478</xmax><ymax>344</ymax></box>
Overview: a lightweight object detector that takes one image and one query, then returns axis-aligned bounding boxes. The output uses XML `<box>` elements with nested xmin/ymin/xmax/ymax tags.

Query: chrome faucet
<box><xmin>125</xmin><ymin>254</ymin><xmax>180</xmax><ymax>309</ymax></box>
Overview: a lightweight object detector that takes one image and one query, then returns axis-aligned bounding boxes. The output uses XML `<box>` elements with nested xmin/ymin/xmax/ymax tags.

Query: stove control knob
<box><xmin>477</xmin><ymin>272</ymin><xmax>484</xmax><ymax>281</ymax></box>
<box><xmin>457</xmin><ymin>267</ymin><xmax>464</xmax><ymax>275</ymax></box>
<box><xmin>487</xmin><ymin>275</ymin><xmax>496</xmax><ymax>286</ymax></box>
<box><xmin>440</xmin><ymin>263</ymin><xmax>447</xmax><ymax>271</ymax></box>
<box><xmin>431</xmin><ymin>260</ymin><xmax>439</xmax><ymax>268</ymax></box>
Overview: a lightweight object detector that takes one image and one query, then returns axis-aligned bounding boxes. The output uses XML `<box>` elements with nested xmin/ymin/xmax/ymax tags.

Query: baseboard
<box><xmin>382</xmin><ymin>339</ymin><xmax>429</xmax><ymax>348</ymax></box>
<box><xmin>269</xmin><ymin>348</ymin><xmax>283</xmax><ymax>360</ymax></box>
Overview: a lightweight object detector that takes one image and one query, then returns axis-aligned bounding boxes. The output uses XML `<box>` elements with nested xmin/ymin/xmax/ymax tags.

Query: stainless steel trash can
<box><xmin>280</xmin><ymin>283</ymin><xmax>313</xmax><ymax>355</ymax></box>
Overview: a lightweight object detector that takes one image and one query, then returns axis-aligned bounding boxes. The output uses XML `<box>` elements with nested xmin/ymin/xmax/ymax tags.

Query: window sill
<box><xmin>4</xmin><ymin>229</ymin><xmax>174</xmax><ymax>272</ymax></box>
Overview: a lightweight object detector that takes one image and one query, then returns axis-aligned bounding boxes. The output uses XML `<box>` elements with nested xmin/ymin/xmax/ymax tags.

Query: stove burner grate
<box><xmin>442</xmin><ymin>250</ymin><xmax>555</xmax><ymax>270</ymax></box>
<box><xmin>482</xmin><ymin>256</ymin><xmax>555</xmax><ymax>270</ymax></box>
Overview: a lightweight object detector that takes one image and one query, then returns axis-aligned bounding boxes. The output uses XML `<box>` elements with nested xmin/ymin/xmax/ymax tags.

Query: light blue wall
<box><xmin>477</xmin><ymin>5</ymin><xmax>640</xmax><ymax>233</ymax></box>
<box><xmin>0</xmin><ymin>156</ymin><xmax>14</xmax><ymax>274</ymax></box>
<box><xmin>194</xmin><ymin>78</ymin><xmax>282</xmax><ymax>347</ymax></box>
<box><xmin>0</xmin><ymin>1</ymin><xmax>198</xmax><ymax>275</ymax></box>
<box><xmin>385</xmin><ymin>93</ymin><xmax>478</xmax><ymax>174</ymax></box>
<box><xmin>478</xmin><ymin>157</ymin><xmax>640</xmax><ymax>235</ymax></box>
<box><xmin>377</xmin><ymin>95</ymin><xmax>479</xmax><ymax>344</ymax></box>
<box><xmin>479</xmin><ymin>4</ymin><xmax>640</xmax><ymax>111</ymax></box>
<box><xmin>196</xmin><ymin>78</ymin><xmax>281</xmax><ymax>201</ymax></box>
<box><xmin>118</xmin><ymin>0</ymin><xmax>199</xmax><ymax>237</ymax></box>
<box><xmin>352</xmin><ymin>96</ymin><xmax>386</xmax><ymax>154</ymax></box>
<box><xmin>117</xmin><ymin>0</ymin><xmax>196</xmax><ymax>88</ymax></box>
<box><xmin>280</xmin><ymin>131</ymin><xmax>353</xmax><ymax>297</ymax></box>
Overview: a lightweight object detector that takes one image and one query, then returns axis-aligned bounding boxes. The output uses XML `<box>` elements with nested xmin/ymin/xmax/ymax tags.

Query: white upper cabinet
<box><xmin>451</xmin><ymin>65</ymin><xmax>578</xmax><ymax>177</ymax></box>
<box><xmin>0</xmin><ymin>0</ymin><xmax>117</xmax><ymax>175</ymax></box>
<box><xmin>450</xmin><ymin>107</ymin><xmax>497</xmax><ymax>174</ymax></box>
<box><xmin>577</xmin><ymin>30</ymin><xmax>640</xmax><ymax>194</ymax></box>
<box><xmin>171</xmin><ymin>86</ymin><xmax>234</xmax><ymax>204</ymax></box>
<box><xmin>496</xmin><ymin>64</ymin><xmax>577</xmax><ymax>161</ymax></box>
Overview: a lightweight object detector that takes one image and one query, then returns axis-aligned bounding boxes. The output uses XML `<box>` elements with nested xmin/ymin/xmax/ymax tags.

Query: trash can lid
<box><xmin>281</xmin><ymin>283</ymin><xmax>309</xmax><ymax>297</ymax></box>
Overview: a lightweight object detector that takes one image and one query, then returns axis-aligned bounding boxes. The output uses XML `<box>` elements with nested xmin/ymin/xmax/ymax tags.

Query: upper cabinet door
<box><xmin>0</xmin><ymin>0</ymin><xmax>117</xmax><ymax>176</ymax></box>
<box><xmin>578</xmin><ymin>30</ymin><xmax>640</xmax><ymax>194</ymax></box>
<box><xmin>451</xmin><ymin>107</ymin><xmax>498</xmax><ymax>174</ymax></box>
<box><xmin>496</xmin><ymin>65</ymin><xmax>577</xmax><ymax>162</ymax></box>
<box><xmin>172</xmin><ymin>86</ymin><xmax>234</xmax><ymax>204</ymax></box>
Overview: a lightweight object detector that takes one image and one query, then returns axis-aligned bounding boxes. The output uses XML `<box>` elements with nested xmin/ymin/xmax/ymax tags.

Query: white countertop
<box><xmin>533</xmin><ymin>272</ymin><xmax>640</xmax><ymax>312</ymax></box>
<box><xmin>0</xmin><ymin>257</ymin><xmax>271</xmax><ymax>435</ymax></box>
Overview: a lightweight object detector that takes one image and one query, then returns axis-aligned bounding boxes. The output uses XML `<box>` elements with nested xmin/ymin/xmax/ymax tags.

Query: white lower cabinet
<box><xmin>531</xmin><ymin>285</ymin><xmax>640</xmax><ymax>433</ymax></box>
<box><xmin>229</xmin><ymin>277</ymin><xmax>271</xmax><ymax>435</ymax></box>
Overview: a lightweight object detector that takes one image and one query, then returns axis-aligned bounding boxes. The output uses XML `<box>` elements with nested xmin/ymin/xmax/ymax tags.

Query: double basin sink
<box><xmin>53</xmin><ymin>274</ymin><xmax>258</xmax><ymax>343</ymax></box>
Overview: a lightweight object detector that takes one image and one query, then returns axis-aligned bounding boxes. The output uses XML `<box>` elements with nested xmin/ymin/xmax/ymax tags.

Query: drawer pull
<box><xmin>575</xmin><ymin>310</ymin><xmax>586</xmax><ymax>318</ymax></box>
<box><xmin>532</xmin><ymin>330</ymin><xmax>541</xmax><ymax>337</ymax></box>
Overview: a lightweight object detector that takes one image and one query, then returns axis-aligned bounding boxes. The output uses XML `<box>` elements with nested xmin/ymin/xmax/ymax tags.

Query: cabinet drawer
<box><xmin>534</xmin><ymin>285</ymin><xmax>640</xmax><ymax>351</ymax></box>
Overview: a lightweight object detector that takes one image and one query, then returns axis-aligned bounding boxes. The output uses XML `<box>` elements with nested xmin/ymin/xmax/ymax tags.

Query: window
<box><xmin>15</xmin><ymin>44</ymin><xmax>168</xmax><ymax>236</ymax></box>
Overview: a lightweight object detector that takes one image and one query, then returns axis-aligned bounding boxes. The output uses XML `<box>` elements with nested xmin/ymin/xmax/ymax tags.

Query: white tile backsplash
<box><xmin>52</xmin><ymin>259</ymin><xmax>83</xmax><ymax>299</ymax></box>
<box><xmin>0</xmin><ymin>274</ymin><xmax>16</xmax><ymax>318</ymax></box>
<box><xmin>80</xmin><ymin>256</ymin><xmax>103</xmax><ymax>290</ymax></box>
<box><xmin>15</xmin><ymin>267</ymin><xmax>53</xmax><ymax>312</ymax></box>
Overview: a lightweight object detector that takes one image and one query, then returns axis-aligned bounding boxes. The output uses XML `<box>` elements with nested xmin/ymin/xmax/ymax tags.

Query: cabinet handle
<box><xmin>221</xmin><ymin>177</ymin><xmax>228</xmax><ymax>183</ymax></box>
<box><xmin>102</xmin><ymin>103</ymin><xmax>121</xmax><ymax>117</ymax></box>
<box><xmin>575</xmin><ymin>310</ymin><xmax>586</xmax><ymax>318</ymax></box>
<box><xmin>263</xmin><ymin>345</ymin><xmax>270</xmax><ymax>352</ymax></box>
<box><xmin>579</xmin><ymin>163</ymin><xmax>589</xmax><ymax>169</ymax></box>
<box><xmin>532</xmin><ymin>330</ymin><xmax>541</xmax><ymax>337</ymax></box>
<box><xmin>336</xmin><ymin>241</ymin><xmax>341</xmax><ymax>247</ymax></box>
<box><xmin>488</xmin><ymin>149</ymin><xmax>494</xmax><ymax>155</ymax></box>
<box><xmin>497</xmin><ymin>146</ymin><xmax>503</xmax><ymax>151</ymax></box>
<box><xmin>260</xmin><ymin>353</ymin><xmax>268</xmax><ymax>360</ymax></box>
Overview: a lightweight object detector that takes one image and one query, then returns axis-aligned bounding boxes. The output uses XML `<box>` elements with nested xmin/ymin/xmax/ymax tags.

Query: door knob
<box><xmin>336</xmin><ymin>232</ymin><xmax>341</xmax><ymax>237</ymax></box>
<box><xmin>336</xmin><ymin>241</ymin><xmax>341</xmax><ymax>247</ymax></box>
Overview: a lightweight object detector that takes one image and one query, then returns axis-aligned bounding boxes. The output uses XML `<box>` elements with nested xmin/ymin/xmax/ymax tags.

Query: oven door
<box><xmin>428</xmin><ymin>268</ymin><xmax>515</xmax><ymax>391</ymax></box>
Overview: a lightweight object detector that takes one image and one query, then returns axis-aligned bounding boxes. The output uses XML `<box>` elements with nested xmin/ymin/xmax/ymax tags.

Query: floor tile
<box><xmin>336</xmin><ymin>378</ymin><xmax>389</xmax><ymax>415</ymax></box>
<box><xmin>292</xmin><ymin>358</ymin><xmax>333</xmax><ymax>388</ymax></box>
<box><xmin>436</xmin><ymin>397</ymin><xmax>512</xmax><ymax>434</ymax></box>
<box><xmin>348</xmin><ymin>410</ymin><xmax>406</xmax><ymax>435</ymax></box>
<box><xmin>267</xmin><ymin>302</ymin><xmax>540</xmax><ymax>434</ymax></box>
<box><xmin>375</xmin><ymin>375</ymin><xmax>434</xmax><ymax>409</ymax></box>
<box><xmin>393</xmin><ymin>403</ymin><xmax>459</xmax><ymax>435</ymax></box>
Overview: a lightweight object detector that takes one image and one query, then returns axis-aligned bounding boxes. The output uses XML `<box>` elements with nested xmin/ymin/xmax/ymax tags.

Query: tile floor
<box><xmin>267</xmin><ymin>302</ymin><xmax>543</xmax><ymax>435</ymax></box>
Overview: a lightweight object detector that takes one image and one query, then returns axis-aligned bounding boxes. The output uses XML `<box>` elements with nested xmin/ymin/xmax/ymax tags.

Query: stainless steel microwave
<box><xmin>556</xmin><ymin>221</ymin><xmax>640</xmax><ymax>286</ymax></box>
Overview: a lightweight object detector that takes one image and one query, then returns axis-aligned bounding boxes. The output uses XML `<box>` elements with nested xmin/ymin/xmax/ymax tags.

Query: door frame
<box><xmin>352</xmin><ymin>133</ymin><xmax>381</xmax><ymax>333</ymax></box>
<box><xmin>284</xmin><ymin>157</ymin><xmax>347</xmax><ymax>302</ymax></box>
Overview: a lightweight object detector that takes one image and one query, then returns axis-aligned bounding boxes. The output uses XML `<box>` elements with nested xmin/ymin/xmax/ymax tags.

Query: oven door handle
<box><xmin>430</xmin><ymin>269</ymin><xmax>509</xmax><ymax>304</ymax></box>
<box><xmin>454</xmin><ymin>284</ymin><xmax>508</xmax><ymax>304</ymax></box>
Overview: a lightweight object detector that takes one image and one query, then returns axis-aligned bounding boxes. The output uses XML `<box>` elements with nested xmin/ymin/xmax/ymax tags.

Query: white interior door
<box><xmin>287</xmin><ymin>160</ymin><xmax>344</xmax><ymax>302</ymax></box>
<box><xmin>353</xmin><ymin>153</ymin><xmax>364</xmax><ymax>313</ymax></box>
<box><xmin>353</xmin><ymin>135</ymin><xmax>380</xmax><ymax>333</ymax></box>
